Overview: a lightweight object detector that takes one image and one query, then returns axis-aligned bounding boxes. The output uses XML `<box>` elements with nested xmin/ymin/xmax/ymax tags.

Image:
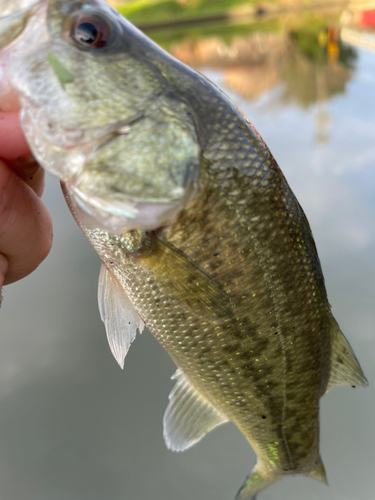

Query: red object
<box><xmin>360</xmin><ymin>10</ymin><xmax>375</xmax><ymax>28</ymax></box>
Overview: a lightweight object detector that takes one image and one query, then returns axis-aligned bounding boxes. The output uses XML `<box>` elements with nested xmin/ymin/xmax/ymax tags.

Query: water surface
<box><xmin>1</xmin><ymin>8</ymin><xmax>374</xmax><ymax>500</ymax></box>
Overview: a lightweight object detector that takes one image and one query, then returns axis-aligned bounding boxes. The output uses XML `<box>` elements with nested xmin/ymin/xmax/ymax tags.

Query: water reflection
<box><xmin>170</xmin><ymin>27</ymin><xmax>356</xmax><ymax>102</ymax></box>
<box><xmin>162</xmin><ymin>9</ymin><xmax>361</xmax><ymax>145</ymax></box>
<box><xmin>1</xmin><ymin>2</ymin><xmax>375</xmax><ymax>500</ymax></box>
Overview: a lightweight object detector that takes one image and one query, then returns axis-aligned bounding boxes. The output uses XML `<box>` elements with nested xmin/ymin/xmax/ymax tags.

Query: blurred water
<box><xmin>1</xmin><ymin>17</ymin><xmax>375</xmax><ymax>500</ymax></box>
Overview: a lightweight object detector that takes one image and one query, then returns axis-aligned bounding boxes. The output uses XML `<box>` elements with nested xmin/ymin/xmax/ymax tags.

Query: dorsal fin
<box><xmin>163</xmin><ymin>369</ymin><xmax>228</xmax><ymax>452</ymax></box>
<box><xmin>98</xmin><ymin>263</ymin><xmax>144</xmax><ymax>368</ymax></box>
<box><xmin>325</xmin><ymin>318</ymin><xmax>368</xmax><ymax>393</ymax></box>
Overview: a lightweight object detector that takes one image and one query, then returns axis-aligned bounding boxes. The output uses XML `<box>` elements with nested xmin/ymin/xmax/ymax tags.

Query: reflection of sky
<box><xmin>1</xmin><ymin>47</ymin><xmax>375</xmax><ymax>500</ymax></box>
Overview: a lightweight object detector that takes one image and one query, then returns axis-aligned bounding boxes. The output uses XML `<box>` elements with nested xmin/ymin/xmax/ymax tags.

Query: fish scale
<box><xmin>0</xmin><ymin>1</ymin><xmax>367</xmax><ymax>498</ymax></box>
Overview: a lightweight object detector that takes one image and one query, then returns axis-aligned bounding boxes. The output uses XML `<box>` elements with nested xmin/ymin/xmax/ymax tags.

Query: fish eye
<box><xmin>70</xmin><ymin>12</ymin><xmax>114</xmax><ymax>49</ymax></box>
<box><xmin>76</xmin><ymin>22</ymin><xmax>100</xmax><ymax>45</ymax></box>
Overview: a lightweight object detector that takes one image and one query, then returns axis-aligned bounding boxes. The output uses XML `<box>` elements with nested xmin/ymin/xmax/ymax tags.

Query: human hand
<box><xmin>0</xmin><ymin>110</ymin><xmax>53</xmax><ymax>295</ymax></box>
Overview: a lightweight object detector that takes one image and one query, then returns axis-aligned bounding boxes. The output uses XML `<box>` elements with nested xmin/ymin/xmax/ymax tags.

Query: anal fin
<box><xmin>163</xmin><ymin>369</ymin><xmax>228</xmax><ymax>452</ymax></box>
<box><xmin>325</xmin><ymin>318</ymin><xmax>368</xmax><ymax>393</ymax></box>
<box><xmin>98</xmin><ymin>263</ymin><xmax>144</xmax><ymax>369</ymax></box>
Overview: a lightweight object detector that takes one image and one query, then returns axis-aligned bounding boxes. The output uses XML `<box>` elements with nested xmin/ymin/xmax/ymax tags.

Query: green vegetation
<box><xmin>113</xmin><ymin>1</ymin><xmax>346</xmax><ymax>51</ymax></box>
<box><xmin>111</xmin><ymin>0</ymin><xmax>357</xmax><ymax>108</ymax></box>
<box><xmin>147</xmin><ymin>17</ymin><xmax>281</xmax><ymax>48</ymax></box>
<box><xmin>282</xmin><ymin>25</ymin><xmax>357</xmax><ymax>108</ymax></box>
<box><xmin>116</xmin><ymin>0</ymin><xmax>271</xmax><ymax>26</ymax></box>
<box><xmin>290</xmin><ymin>25</ymin><xmax>357</xmax><ymax>67</ymax></box>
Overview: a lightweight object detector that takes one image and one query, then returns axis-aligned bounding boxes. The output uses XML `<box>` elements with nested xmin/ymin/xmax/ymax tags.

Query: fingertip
<box><xmin>0</xmin><ymin>253</ymin><xmax>8</xmax><ymax>296</ymax></box>
<box><xmin>0</xmin><ymin>160</ymin><xmax>53</xmax><ymax>285</ymax></box>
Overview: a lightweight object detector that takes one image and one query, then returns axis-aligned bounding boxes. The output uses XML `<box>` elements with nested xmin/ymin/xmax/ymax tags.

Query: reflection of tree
<box><xmin>168</xmin><ymin>17</ymin><xmax>358</xmax><ymax>136</ymax></box>
<box><xmin>223</xmin><ymin>65</ymin><xmax>280</xmax><ymax>100</ymax></box>
<box><xmin>292</xmin><ymin>28</ymin><xmax>357</xmax><ymax>67</ymax></box>
<box><xmin>280</xmin><ymin>28</ymin><xmax>357</xmax><ymax>144</ymax></box>
<box><xmin>280</xmin><ymin>43</ymin><xmax>353</xmax><ymax>108</ymax></box>
<box><xmin>170</xmin><ymin>25</ymin><xmax>357</xmax><ymax>109</ymax></box>
<box><xmin>119</xmin><ymin>3</ymin><xmax>359</xmax><ymax>146</ymax></box>
<box><xmin>281</xmin><ymin>28</ymin><xmax>357</xmax><ymax>109</ymax></box>
<box><xmin>170</xmin><ymin>32</ymin><xmax>287</xmax><ymax>100</ymax></box>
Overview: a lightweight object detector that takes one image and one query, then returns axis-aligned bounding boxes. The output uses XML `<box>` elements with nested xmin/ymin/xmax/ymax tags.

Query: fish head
<box><xmin>0</xmin><ymin>0</ymin><xmax>201</xmax><ymax>232</ymax></box>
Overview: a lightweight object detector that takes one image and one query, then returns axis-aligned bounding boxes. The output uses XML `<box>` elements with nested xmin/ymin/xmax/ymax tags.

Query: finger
<box><xmin>0</xmin><ymin>159</ymin><xmax>53</xmax><ymax>285</ymax></box>
<box><xmin>0</xmin><ymin>111</ymin><xmax>30</xmax><ymax>159</ymax></box>
<box><xmin>0</xmin><ymin>253</ymin><xmax>7</xmax><ymax>295</ymax></box>
<box><xmin>7</xmin><ymin>155</ymin><xmax>45</xmax><ymax>197</ymax></box>
<box><xmin>0</xmin><ymin>87</ymin><xmax>21</xmax><ymax>112</ymax></box>
<box><xmin>0</xmin><ymin>111</ymin><xmax>45</xmax><ymax>196</ymax></box>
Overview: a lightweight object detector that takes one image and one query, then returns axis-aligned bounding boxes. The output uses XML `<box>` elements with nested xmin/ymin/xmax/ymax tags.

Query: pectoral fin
<box><xmin>98</xmin><ymin>263</ymin><xmax>144</xmax><ymax>368</ymax></box>
<box><xmin>139</xmin><ymin>236</ymin><xmax>231</xmax><ymax>321</ymax></box>
<box><xmin>325</xmin><ymin>318</ymin><xmax>368</xmax><ymax>393</ymax></box>
<box><xmin>163</xmin><ymin>369</ymin><xmax>228</xmax><ymax>452</ymax></box>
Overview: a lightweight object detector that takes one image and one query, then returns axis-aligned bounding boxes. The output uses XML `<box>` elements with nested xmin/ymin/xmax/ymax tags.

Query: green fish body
<box><xmin>0</xmin><ymin>1</ymin><xmax>367</xmax><ymax>498</ymax></box>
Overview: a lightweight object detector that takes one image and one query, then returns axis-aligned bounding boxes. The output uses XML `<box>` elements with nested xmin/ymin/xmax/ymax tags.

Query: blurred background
<box><xmin>1</xmin><ymin>0</ymin><xmax>375</xmax><ymax>499</ymax></box>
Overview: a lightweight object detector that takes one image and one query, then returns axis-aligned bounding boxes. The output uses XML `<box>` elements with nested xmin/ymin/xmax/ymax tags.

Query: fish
<box><xmin>0</xmin><ymin>1</ymin><xmax>368</xmax><ymax>499</ymax></box>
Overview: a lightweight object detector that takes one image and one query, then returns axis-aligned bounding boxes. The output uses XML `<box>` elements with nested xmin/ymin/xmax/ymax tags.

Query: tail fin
<box><xmin>234</xmin><ymin>457</ymin><xmax>328</xmax><ymax>500</ymax></box>
<box><xmin>234</xmin><ymin>464</ymin><xmax>282</xmax><ymax>500</ymax></box>
<box><xmin>303</xmin><ymin>456</ymin><xmax>328</xmax><ymax>485</ymax></box>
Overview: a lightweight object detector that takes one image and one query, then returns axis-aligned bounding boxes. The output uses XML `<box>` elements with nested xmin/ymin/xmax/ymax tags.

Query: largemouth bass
<box><xmin>0</xmin><ymin>1</ymin><xmax>368</xmax><ymax>498</ymax></box>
